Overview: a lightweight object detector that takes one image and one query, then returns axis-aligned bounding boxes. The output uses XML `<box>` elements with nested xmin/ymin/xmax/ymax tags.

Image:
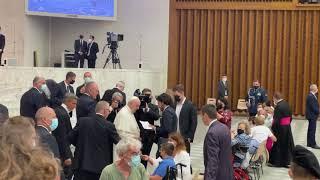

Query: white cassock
<box><xmin>114</xmin><ymin>105</ymin><xmax>140</xmax><ymax>140</ymax></box>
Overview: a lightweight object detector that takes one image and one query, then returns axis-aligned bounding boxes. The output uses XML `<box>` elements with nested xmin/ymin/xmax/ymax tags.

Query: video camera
<box><xmin>134</xmin><ymin>89</ymin><xmax>152</xmax><ymax>108</ymax></box>
<box><xmin>107</xmin><ymin>32</ymin><xmax>124</xmax><ymax>49</ymax></box>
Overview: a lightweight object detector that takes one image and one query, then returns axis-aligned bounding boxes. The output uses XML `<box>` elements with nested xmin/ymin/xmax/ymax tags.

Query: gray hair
<box><xmin>115</xmin><ymin>138</ymin><xmax>142</xmax><ymax>157</ymax></box>
<box><xmin>63</xmin><ymin>93</ymin><xmax>78</xmax><ymax>103</ymax></box>
<box><xmin>112</xmin><ymin>92</ymin><xmax>123</xmax><ymax>100</ymax></box>
<box><xmin>33</xmin><ymin>76</ymin><xmax>45</xmax><ymax>84</ymax></box>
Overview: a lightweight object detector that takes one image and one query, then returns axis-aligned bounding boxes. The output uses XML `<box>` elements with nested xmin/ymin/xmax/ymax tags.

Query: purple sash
<box><xmin>280</xmin><ymin>117</ymin><xmax>291</xmax><ymax>126</ymax></box>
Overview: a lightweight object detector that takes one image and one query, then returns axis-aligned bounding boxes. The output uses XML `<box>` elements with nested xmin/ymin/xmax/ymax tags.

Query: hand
<box><xmin>64</xmin><ymin>159</ymin><xmax>72</xmax><ymax>166</ymax></box>
<box><xmin>141</xmin><ymin>155</ymin><xmax>149</xmax><ymax>161</ymax></box>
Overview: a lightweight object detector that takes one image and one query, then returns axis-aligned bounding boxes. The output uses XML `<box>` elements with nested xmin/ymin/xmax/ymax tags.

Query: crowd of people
<box><xmin>0</xmin><ymin>72</ymin><xmax>319</xmax><ymax>180</ymax></box>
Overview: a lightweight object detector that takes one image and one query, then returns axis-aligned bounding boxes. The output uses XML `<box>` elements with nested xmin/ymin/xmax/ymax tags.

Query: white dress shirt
<box><xmin>175</xmin><ymin>97</ymin><xmax>186</xmax><ymax>132</ymax></box>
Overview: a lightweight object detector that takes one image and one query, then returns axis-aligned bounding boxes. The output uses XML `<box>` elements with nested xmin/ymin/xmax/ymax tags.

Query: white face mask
<box><xmin>40</xmin><ymin>84</ymin><xmax>51</xmax><ymax>98</ymax></box>
<box><xmin>88</xmin><ymin>39</ymin><xmax>93</xmax><ymax>43</ymax></box>
<box><xmin>222</xmin><ymin>78</ymin><xmax>227</xmax><ymax>82</ymax></box>
<box><xmin>84</xmin><ymin>77</ymin><xmax>92</xmax><ymax>84</ymax></box>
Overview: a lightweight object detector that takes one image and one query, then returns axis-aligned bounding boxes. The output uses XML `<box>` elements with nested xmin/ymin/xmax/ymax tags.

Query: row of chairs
<box><xmin>207</xmin><ymin>98</ymin><xmax>248</xmax><ymax>110</ymax></box>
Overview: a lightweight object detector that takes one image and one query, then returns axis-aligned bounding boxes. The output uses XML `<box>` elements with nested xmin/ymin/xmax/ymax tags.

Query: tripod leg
<box><xmin>103</xmin><ymin>52</ymin><xmax>112</xmax><ymax>69</ymax></box>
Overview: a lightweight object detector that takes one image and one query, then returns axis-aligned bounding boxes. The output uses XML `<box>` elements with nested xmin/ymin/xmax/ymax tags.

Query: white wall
<box><xmin>24</xmin><ymin>16</ymin><xmax>50</xmax><ymax>67</ymax></box>
<box><xmin>50</xmin><ymin>0</ymin><xmax>170</xmax><ymax>71</ymax></box>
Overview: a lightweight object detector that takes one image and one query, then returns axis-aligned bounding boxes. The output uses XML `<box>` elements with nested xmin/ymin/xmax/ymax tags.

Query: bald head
<box><xmin>84</xmin><ymin>72</ymin><xmax>92</xmax><ymax>78</ymax></box>
<box><xmin>95</xmin><ymin>101</ymin><xmax>111</xmax><ymax>119</ymax></box>
<box><xmin>127</xmin><ymin>97</ymin><xmax>141</xmax><ymax>113</ymax></box>
<box><xmin>310</xmin><ymin>84</ymin><xmax>318</xmax><ymax>94</ymax></box>
<box><xmin>35</xmin><ymin>107</ymin><xmax>56</xmax><ymax>130</ymax></box>
<box><xmin>85</xmin><ymin>82</ymin><xmax>99</xmax><ymax>99</ymax></box>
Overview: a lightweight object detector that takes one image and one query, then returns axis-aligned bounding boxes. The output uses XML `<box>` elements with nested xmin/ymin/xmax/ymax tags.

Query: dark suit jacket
<box><xmin>87</xmin><ymin>42</ymin><xmax>99</xmax><ymax>60</ymax></box>
<box><xmin>68</xmin><ymin>114</ymin><xmax>120</xmax><ymax>174</ymax></box>
<box><xmin>102</xmin><ymin>88</ymin><xmax>127</xmax><ymax>108</ymax></box>
<box><xmin>156</xmin><ymin>106</ymin><xmax>177</xmax><ymax>139</ymax></box>
<box><xmin>36</xmin><ymin>126</ymin><xmax>60</xmax><ymax>158</ymax></box>
<box><xmin>52</xmin><ymin>106</ymin><xmax>73</xmax><ymax>161</ymax></box>
<box><xmin>20</xmin><ymin>87</ymin><xmax>47</xmax><ymax>119</ymax></box>
<box><xmin>76</xmin><ymin>94</ymin><xmax>97</xmax><ymax>120</ymax></box>
<box><xmin>175</xmin><ymin>99</ymin><xmax>197</xmax><ymax>141</ymax></box>
<box><xmin>204</xmin><ymin>121</ymin><xmax>233</xmax><ymax>180</ymax></box>
<box><xmin>217</xmin><ymin>80</ymin><xmax>229</xmax><ymax>99</ymax></box>
<box><xmin>0</xmin><ymin>34</ymin><xmax>5</xmax><ymax>50</ymax></box>
<box><xmin>74</xmin><ymin>39</ymin><xmax>87</xmax><ymax>55</ymax></box>
<box><xmin>306</xmin><ymin>93</ymin><xmax>319</xmax><ymax>120</ymax></box>
<box><xmin>52</xmin><ymin>81</ymin><xmax>75</xmax><ymax>107</ymax></box>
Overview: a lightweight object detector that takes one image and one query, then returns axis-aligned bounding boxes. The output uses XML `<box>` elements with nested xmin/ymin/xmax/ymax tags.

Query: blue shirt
<box><xmin>152</xmin><ymin>156</ymin><xmax>175</xmax><ymax>177</ymax></box>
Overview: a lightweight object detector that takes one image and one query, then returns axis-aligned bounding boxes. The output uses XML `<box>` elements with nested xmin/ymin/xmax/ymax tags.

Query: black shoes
<box><xmin>311</xmin><ymin>145</ymin><xmax>320</xmax><ymax>149</ymax></box>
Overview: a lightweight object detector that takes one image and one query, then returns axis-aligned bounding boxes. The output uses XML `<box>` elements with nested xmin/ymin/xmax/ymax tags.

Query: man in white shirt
<box><xmin>114</xmin><ymin>96</ymin><xmax>141</xmax><ymax>139</ymax></box>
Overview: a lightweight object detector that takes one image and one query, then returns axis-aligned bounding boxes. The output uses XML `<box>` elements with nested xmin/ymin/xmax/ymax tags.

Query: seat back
<box><xmin>207</xmin><ymin>98</ymin><xmax>216</xmax><ymax>105</ymax></box>
<box><xmin>237</xmin><ymin>99</ymin><xmax>247</xmax><ymax>110</ymax></box>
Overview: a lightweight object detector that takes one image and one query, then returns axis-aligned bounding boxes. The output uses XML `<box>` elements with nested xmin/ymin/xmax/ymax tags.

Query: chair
<box><xmin>248</xmin><ymin>140</ymin><xmax>268</xmax><ymax>180</ymax></box>
<box><xmin>237</xmin><ymin>99</ymin><xmax>247</xmax><ymax>111</ymax></box>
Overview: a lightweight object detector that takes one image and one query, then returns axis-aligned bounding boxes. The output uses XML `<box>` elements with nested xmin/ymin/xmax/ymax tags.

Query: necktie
<box><xmin>88</xmin><ymin>43</ymin><xmax>93</xmax><ymax>56</ymax></box>
<box><xmin>67</xmin><ymin>85</ymin><xmax>71</xmax><ymax>93</ymax></box>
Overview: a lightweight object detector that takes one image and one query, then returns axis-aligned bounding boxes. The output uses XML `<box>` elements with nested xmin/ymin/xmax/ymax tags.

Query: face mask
<box><xmin>222</xmin><ymin>78</ymin><xmax>227</xmax><ymax>82</ymax></box>
<box><xmin>70</xmin><ymin>80</ymin><xmax>75</xmax><ymax>84</ymax></box>
<box><xmin>50</xmin><ymin>118</ymin><xmax>59</xmax><ymax>131</ymax></box>
<box><xmin>254</xmin><ymin>86</ymin><xmax>259</xmax><ymax>89</ymax></box>
<box><xmin>88</xmin><ymin>39</ymin><xmax>93</xmax><ymax>43</ymax></box>
<box><xmin>128</xmin><ymin>155</ymin><xmax>141</xmax><ymax>168</ymax></box>
<box><xmin>40</xmin><ymin>84</ymin><xmax>51</xmax><ymax>98</ymax></box>
<box><xmin>84</xmin><ymin>77</ymin><xmax>92</xmax><ymax>84</ymax></box>
<box><xmin>237</xmin><ymin>129</ymin><xmax>244</xmax><ymax>135</ymax></box>
<box><xmin>174</xmin><ymin>95</ymin><xmax>181</xmax><ymax>102</ymax></box>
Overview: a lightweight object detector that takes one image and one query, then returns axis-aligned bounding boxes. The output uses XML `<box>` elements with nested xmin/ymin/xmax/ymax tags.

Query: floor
<box><xmin>148</xmin><ymin>116</ymin><xmax>320</xmax><ymax>179</ymax></box>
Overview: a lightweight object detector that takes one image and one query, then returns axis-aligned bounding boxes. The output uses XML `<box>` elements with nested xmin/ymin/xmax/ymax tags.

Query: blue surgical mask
<box><xmin>129</xmin><ymin>155</ymin><xmax>141</xmax><ymax>168</ymax></box>
<box><xmin>50</xmin><ymin>118</ymin><xmax>58</xmax><ymax>131</ymax></box>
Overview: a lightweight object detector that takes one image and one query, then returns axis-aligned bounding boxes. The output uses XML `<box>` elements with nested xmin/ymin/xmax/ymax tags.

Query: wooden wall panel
<box><xmin>168</xmin><ymin>0</ymin><xmax>320</xmax><ymax>115</ymax></box>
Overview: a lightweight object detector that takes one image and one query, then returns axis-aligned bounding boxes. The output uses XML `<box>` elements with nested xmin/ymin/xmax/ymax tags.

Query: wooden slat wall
<box><xmin>168</xmin><ymin>0</ymin><xmax>320</xmax><ymax>115</ymax></box>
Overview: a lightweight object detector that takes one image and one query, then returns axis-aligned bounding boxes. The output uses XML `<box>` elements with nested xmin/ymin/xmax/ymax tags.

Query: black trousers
<box><xmin>141</xmin><ymin>130</ymin><xmax>155</xmax><ymax>168</ymax></box>
<box><xmin>63</xmin><ymin>165</ymin><xmax>73</xmax><ymax>180</ymax></box>
<box><xmin>74</xmin><ymin>170</ymin><xmax>100</xmax><ymax>180</ymax></box>
<box><xmin>74</xmin><ymin>53</ymin><xmax>85</xmax><ymax>68</ymax></box>
<box><xmin>88</xmin><ymin>58</ymin><xmax>96</xmax><ymax>68</ymax></box>
<box><xmin>0</xmin><ymin>52</ymin><xmax>3</xmax><ymax>65</ymax></box>
<box><xmin>185</xmin><ymin>139</ymin><xmax>191</xmax><ymax>155</ymax></box>
<box><xmin>307</xmin><ymin>118</ymin><xmax>317</xmax><ymax>146</ymax></box>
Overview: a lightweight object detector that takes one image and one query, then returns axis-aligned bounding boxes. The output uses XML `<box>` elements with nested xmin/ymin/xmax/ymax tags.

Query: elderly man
<box><xmin>35</xmin><ymin>107</ymin><xmax>60</xmax><ymax>158</ymax></box>
<box><xmin>306</xmin><ymin>84</ymin><xmax>320</xmax><ymax>149</ymax></box>
<box><xmin>68</xmin><ymin>101</ymin><xmax>120</xmax><ymax>180</ymax></box>
<box><xmin>107</xmin><ymin>92</ymin><xmax>124</xmax><ymax>123</ymax></box>
<box><xmin>20</xmin><ymin>76</ymin><xmax>48</xmax><ymax>119</ymax></box>
<box><xmin>76</xmin><ymin>81</ymin><xmax>99</xmax><ymax>120</ymax></box>
<box><xmin>114</xmin><ymin>96</ymin><xmax>141</xmax><ymax>140</ymax></box>
<box><xmin>102</xmin><ymin>81</ymin><xmax>127</xmax><ymax>108</ymax></box>
<box><xmin>53</xmin><ymin>93</ymin><xmax>77</xmax><ymax>179</ymax></box>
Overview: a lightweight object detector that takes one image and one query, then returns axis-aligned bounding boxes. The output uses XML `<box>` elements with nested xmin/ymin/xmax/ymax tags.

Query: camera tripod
<box><xmin>103</xmin><ymin>47</ymin><xmax>122</xmax><ymax>69</ymax></box>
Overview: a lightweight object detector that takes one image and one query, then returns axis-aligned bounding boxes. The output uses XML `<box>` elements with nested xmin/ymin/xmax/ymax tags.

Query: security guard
<box><xmin>246</xmin><ymin>80</ymin><xmax>268</xmax><ymax>116</ymax></box>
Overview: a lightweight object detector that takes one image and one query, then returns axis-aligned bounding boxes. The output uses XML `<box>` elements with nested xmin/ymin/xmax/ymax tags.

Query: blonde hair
<box><xmin>238</xmin><ymin>120</ymin><xmax>251</xmax><ymax>135</ymax></box>
<box><xmin>169</xmin><ymin>132</ymin><xmax>186</xmax><ymax>153</ymax></box>
<box><xmin>255</xmin><ymin>115</ymin><xmax>265</xmax><ymax>125</ymax></box>
<box><xmin>0</xmin><ymin>116</ymin><xmax>60</xmax><ymax>180</ymax></box>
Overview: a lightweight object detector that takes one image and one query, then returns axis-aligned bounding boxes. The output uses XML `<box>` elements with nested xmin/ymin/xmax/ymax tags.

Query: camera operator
<box><xmin>134</xmin><ymin>88</ymin><xmax>160</xmax><ymax>168</ymax></box>
<box><xmin>106</xmin><ymin>92</ymin><xmax>124</xmax><ymax>123</ymax></box>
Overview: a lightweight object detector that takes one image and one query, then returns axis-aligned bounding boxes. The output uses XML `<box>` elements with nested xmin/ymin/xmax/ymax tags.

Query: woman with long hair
<box><xmin>0</xmin><ymin>116</ymin><xmax>60</xmax><ymax>180</ymax></box>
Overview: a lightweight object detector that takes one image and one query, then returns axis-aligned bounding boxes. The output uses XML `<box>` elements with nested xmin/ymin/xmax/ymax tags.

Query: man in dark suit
<box><xmin>0</xmin><ymin>103</ymin><xmax>9</xmax><ymax>126</ymax></box>
<box><xmin>52</xmin><ymin>72</ymin><xmax>76</xmax><ymax>108</ymax></box>
<box><xmin>201</xmin><ymin>104</ymin><xmax>233</xmax><ymax>180</ymax></box>
<box><xmin>102</xmin><ymin>81</ymin><xmax>126</xmax><ymax>108</ymax></box>
<box><xmin>20</xmin><ymin>76</ymin><xmax>47</xmax><ymax>119</ymax></box>
<box><xmin>68</xmin><ymin>101</ymin><xmax>120</xmax><ymax>180</ymax></box>
<box><xmin>0</xmin><ymin>26</ymin><xmax>5</xmax><ymax>65</ymax></box>
<box><xmin>217</xmin><ymin>75</ymin><xmax>229</xmax><ymax>100</ymax></box>
<box><xmin>76</xmin><ymin>72</ymin><xmax>100</xmax><ymax>100</ymax></box>
<box><xmin>153</xmin><ymin>93</ymin><xmax>177</xmax><ymax>157</ymax></box>
<box><xmin>173</xmin><ymin>84</ymin><xmax>197</xmax><ymax>154</ymax></box>
<box><xmin>76</xmin><ymin>81</ymin><xmax>99</xmax><ymax>120</ymax></box>
<box><xmin>74</xmin><ymin>34</ymin><xmax>87</xmax><ymax>68</ymax></box>
<box><xmin>53</xmin><ymin>93</ymin><xmax>78</xmax><ymax>179</ymax></box>
<box><xmin>306</xmin><ymin>84</ymin><xmax>320</xmax><ymax>149</ymax></box>
<box><xmin>86</xmin><ymin>35</ymin><xmax>99</xmax><ymax>68</ymax></box>
<box><xmin>35</xmin><ymin>107</ymin><xmax>65</xmax><ymax>180</ymax></box>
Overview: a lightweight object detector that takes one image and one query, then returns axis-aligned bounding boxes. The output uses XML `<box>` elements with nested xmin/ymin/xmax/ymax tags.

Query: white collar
<box><xmin>178</xmin><ymin>97</ymin><xmax>186</xmax><ymax>105</ymax></box>
<box><xmin>61</xmin><ymin>103</ymin><xmax>70</xmax><ymax>113</ymax></box>
<box><xmin>64</xmin><ymin>81</ymin><xmax>69</xmax><ymax>88</ymax></box>
<box><xmin>208</xmin><ymin>119</ymin><xmax>218</xmax><ymax>127</ymax></box>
